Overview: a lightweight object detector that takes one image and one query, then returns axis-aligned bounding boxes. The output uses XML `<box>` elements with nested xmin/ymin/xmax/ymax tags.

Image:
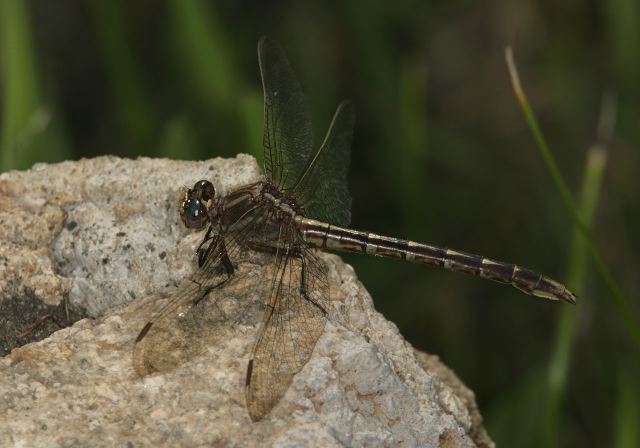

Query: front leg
<box><xmin>196</xmin><ymin>228</ymin><xmax>235</xmax><ymax>277</ymax></box>
<box><xmin>191</xmin><ymin>237</ymin><xmax>236</xmax><ymax>308</ymax></box>
<box><xmin>196</xmin><ymin>227</ymin><xmax>215</xmax><ymax>268</ymax></box>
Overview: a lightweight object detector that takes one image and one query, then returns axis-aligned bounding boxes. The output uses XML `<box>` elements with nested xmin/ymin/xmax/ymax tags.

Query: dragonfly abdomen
<box><xmin>297</xmin><ymin>216</ymin><xmax>576</xmax><ymax>304</ymax></box>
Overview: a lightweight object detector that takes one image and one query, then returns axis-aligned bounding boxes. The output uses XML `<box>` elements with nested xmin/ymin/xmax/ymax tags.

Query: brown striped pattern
<box><xmin>296</xmin><ymin>216</ymin><xmax>576</xmax><ymax>304</ymax></box>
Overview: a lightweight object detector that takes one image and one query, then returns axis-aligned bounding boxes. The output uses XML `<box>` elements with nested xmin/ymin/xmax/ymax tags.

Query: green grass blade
<box><xmin>90</xmin><ymin>0</ymin><xmax>156</xmax><ymax>154</ymax></box>
<box><xmin>615</xmin><ymin>365</ymin><xmax>640</xmax><ymax>448</ymax></box>
<box><xmin>165</xmin><ymin>0</ymin><xmax>252</xmax><ymax>159</ymax></box>
<box><xmin>0</xmin><ymin>0</ymin><xmax>70</xmax><ymax>171</ymax></box>
<box><xmin>0</xmin><ymin>0</ymin><xmax>42</xmax><ymax>170</ymax></box>
<box><xmin>505</xmin><ymin>48</ymin><xmax>640</xmax><ymax>349</ymax></box>
<box><xmin>540</xmin><ymin>94</ymin><xmax>612</xmax><ymax>447</ymax></box>
<box><xmin>167</xmin><ymin>0</ymin><xmax>235</xmax><ymax>110</ymax></box>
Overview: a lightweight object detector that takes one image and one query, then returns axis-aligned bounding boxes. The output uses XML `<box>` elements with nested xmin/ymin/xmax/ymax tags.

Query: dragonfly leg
<box><xmin>219</xmin><ymin>239</ymin><xmax>235</xmax><ymax>277</ymax></box>
<box><xmin>247</xmin><ymin>241</ymin><xmax>327</xmax><ymax>314</ymax></box>
<box><xmin>196</xmin><ymin>227</ymin><xmax>216</xmax><ymax>267</ymax></box>
<box><xmin>291</xmin><ymin>247</ymin><xmax>327</xmax><ymax>315</ymax></box>
<box><xmin>191</xmin><ymin>238</ymin><xmax>235</xmax><ymax>308</ymax></box>
<box><xmin>195</xmin><ymin>231</ymin><xmax>235</xmax><ymax>276</ymax></box>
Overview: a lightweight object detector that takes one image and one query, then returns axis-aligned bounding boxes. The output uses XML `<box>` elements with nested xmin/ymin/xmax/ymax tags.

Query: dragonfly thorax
<box><xmin>261</xmin><ymin>181</ymin><xmax>304</xmax><ymax>218</ymax></box>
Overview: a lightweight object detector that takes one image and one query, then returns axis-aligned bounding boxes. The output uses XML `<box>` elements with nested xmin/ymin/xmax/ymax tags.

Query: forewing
<box><xmin>293</xmin><ymin>101</ymin><xmax>355</xmax><ymax>227</ymax></box>
<box><xmin>133</xmin><ymin>203</ymin><xmax>274</xmax><ymax>376</ymax></box>
<box><xmin>132</xmin><ymin>237</ymin><xmax>230</xmax><ymax>375</ymax></box>
<box><xmin>245</xmin><ymin>226</ymin><xmax>329</xmax><ymax>421</ymax></box>
<box><xmin>258</xmin><ymin>36</ymin><xmax>314</xmax><ymax>190</ymax></box>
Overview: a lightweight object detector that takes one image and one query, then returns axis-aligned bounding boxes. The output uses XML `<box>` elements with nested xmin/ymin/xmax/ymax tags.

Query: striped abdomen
<box><xmin>296</xmin><ymin>216</ymin><xmax>576</xmax><ymax>305</ymax></box>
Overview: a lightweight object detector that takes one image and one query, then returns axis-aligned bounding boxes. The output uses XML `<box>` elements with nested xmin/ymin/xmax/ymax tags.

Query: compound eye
<box><xmin>181</xmin><ymin>196</ymin><xmax>208</xmax><ymax>229</ymax></box>
<box><xmin>193</xmin><ymin>180</ymin><xmax>215</xmax><ymax>202</ymax></box>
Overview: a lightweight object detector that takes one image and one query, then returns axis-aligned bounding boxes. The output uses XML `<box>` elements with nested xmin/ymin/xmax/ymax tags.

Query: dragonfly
<box><xmin>133</xmin><ymin>36</ymin><xmax>576</xmax><ymax>422</ymax></box>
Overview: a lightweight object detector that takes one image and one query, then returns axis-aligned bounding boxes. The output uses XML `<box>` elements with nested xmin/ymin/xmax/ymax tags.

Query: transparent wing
<box><xmin>133</xmin><ymin>204</ymin><xmax>274</xmax><ymax>376</ymax></box>
<box><xmin>258</xmin><ymin>36</ymin><xmax>314</xmax><ymax>191</ymax></box>
<box><xmin>259</xmin><ymin>37</ymin><xmax>356</xmax><ymax>226</ymax></box>
<box><xmin>245</xmin><ymin>224</ymin><xmax>329</xmax><ymax>421</ymax></box>
<box><xmin>293</xmin><ymin>101</ymin><xmax>355</xmax><ymax>227</ymax></box>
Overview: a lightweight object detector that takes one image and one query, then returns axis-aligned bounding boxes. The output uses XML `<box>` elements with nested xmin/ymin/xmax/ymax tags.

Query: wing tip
<box><xmin>135</xmin><ymin>321</ymin><xmax>153</xmax><ymax>343</ymax></box>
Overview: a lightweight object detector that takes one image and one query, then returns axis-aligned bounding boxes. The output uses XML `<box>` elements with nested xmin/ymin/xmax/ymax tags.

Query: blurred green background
<box><xmin>1</xmin><ymin>1</ymin><xmax>638</xmax><ymax>446</ymax></box>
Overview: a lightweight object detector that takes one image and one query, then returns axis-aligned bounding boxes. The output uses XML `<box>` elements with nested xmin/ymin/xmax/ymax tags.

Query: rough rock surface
<box><xmin>0</xmin><ymin>156</ymin><xmax>494</xmax><ymax>447</ymax></box>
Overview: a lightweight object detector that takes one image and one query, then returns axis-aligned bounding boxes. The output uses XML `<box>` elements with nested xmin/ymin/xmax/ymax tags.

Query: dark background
<box><xmin>1</xmin><ymin>1</ymin><xmax>638</xmax><ymax>446</ymax></box>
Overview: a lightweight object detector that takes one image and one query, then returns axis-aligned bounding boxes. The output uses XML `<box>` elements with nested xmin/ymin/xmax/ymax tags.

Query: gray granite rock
<box><xmin>0</xmin><ymin>156</ymin><xmax>493</xmax><ymax>447</ymax></box>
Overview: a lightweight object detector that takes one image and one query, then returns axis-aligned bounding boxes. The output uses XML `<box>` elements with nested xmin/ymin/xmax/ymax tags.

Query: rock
<box><xmin>0</xmin><ymin>156</ymin><xmax>493</xmax><ymax>447</ymax></box>
<box><xmin>0</xmin><ymin>155</ymin><xmax>259</xmax><ymax>354</ymax></box>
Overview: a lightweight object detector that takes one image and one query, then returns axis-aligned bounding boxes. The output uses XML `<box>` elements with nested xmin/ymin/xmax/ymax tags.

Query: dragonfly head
<box><xmin>180</xmin><ymin>180</ymin><xmax>217</xmax><ymax>230</ymax></box>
